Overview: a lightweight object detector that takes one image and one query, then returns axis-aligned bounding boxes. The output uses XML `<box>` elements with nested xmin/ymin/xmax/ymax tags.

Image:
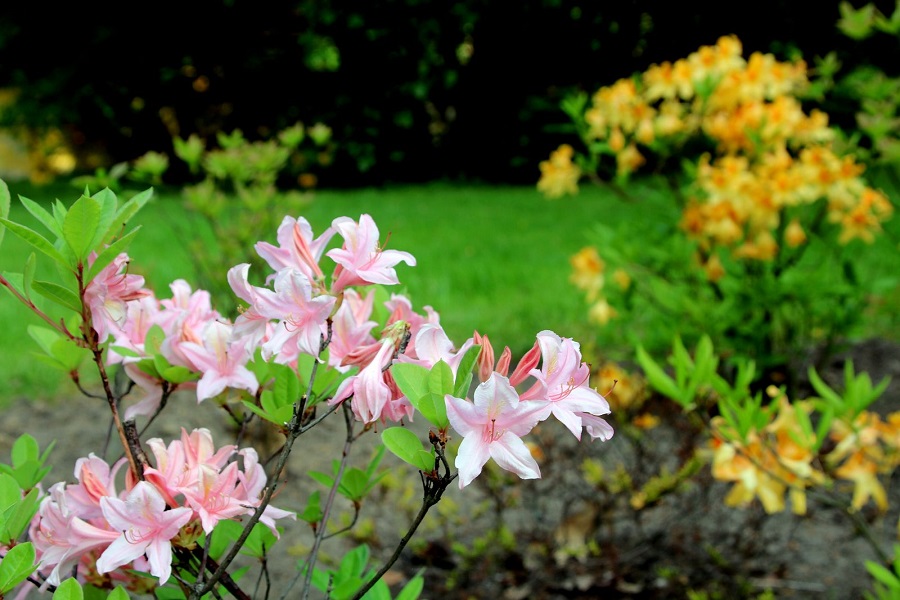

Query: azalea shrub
<box><xmin>0</xmin><ymin>179</ymin><xmax>613</xmax><ymax>598</ymax></box>
<box><xmin>539</xmin><ymin>34</ymin><xmax>897</xmax><ymax>381</ymax></box>
<box><xmin>633</xmin><ymin>336</ymin><xmax>900</xmax><ymax>589</ymax></box>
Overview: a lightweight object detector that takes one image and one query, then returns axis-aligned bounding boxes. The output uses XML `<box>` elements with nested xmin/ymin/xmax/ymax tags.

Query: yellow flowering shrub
<box><xmin>540</xmin><ymin>34</ymin><xmax>893</xmax><ymax>269</ymax></box>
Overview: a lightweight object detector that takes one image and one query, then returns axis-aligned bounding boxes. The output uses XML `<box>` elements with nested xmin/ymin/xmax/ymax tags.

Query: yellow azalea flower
<box><xmin>588</xmin><ymin>298</ymin><xmax>617</xmax><ymax>325</ymax></box>
<box><xmin>612</xmin><ymin>268</ymin><xmax>631</xmax><ymax>290</ymax></box>
<box><xmin>596</xmin><ymin>361</ymin><xmax>646</xmax><ymax>412</ymax></box>
<box><xmin>784</xmin><ymin>219</ymin><xmax>807</xmax><ymax>248</ymax></box>
<box><xmin>702</xmin><ymin>253</ymin><xmax>726</xmax><ymax>282</ymax></box>
<box><xmin>632</xmin><ymin>413</ymin><xmax>660</xmax><ymax>430</ymax></box>
<box><xmin>538</xmin><ymin>144</ymin><xmax>581</xmax><ymax>199</ymax></box>
<box><xmin>608</xmin><ymin>127</ymin><xmax>626</xmax><ymax>153</ymax></box>
<box><xmin>711</xmin><ymin>434</ymin><xmax>786</xmax><ymax>514</ymax></box>
<box><xmin>837</xmin><ymin>188</ymin><xmax>893</xmax><ymax>245</ymax></box>
<box><xmin>616</xmin><ymin>143</ymin><xmax>645</xmax><ymax>177</ymax></box>
<box><xmin>570</xmin><ymin>246</ymin><xmax>605</xmax><ymax>299</ymax></box>
<box><xmin>834</xmin><ymin>450</ymin><xmax>888</xmax><ymax>511</ymax></box>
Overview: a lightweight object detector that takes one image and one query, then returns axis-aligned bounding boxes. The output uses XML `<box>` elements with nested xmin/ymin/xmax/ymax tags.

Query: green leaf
<box><xmin>144</xmin><ymin>324</ymin><xmax>166</xmax><ymax>354</ymax></box>
<box><xmin>866</xmin><ymin>561</ymin><xmax>900</xmax><ymax>590</ymax></box>
<box><xmin>19</xmin><ymin>195</ymin><xmax>64</xmax><ymax>239</ymax></box>
<box><xmin>0</xmin><ymin>472</ymin><xmax>21</xmax><ymax>512</ymax></box>
<box><xmin>837</xmin><ymin>0</ymin><xmax>876</xmax><ymax>39</ymax></box>
<box><xmin>382</xmin><ymin>428</ymin><xmax>433</xmax><ymax>471</ymax></box>
<box><xmin>85</xmin><ymin>226</ymin><xmax>141</xmax><ymax>284</ymax></box>
<box><xmin>417</xmin><ymin>392</ymin><xmax>449</xmax><ymax>429</ymax></box>
<box><xmin>454</xmin><ymin>344</ymin><xmax>481</xmax><ymax>394</ymax></box>
<box><xmin>107</xmin><ymin>188</ymin><xmax>152</xmax><ymax>241</ymax></box>
<box><xmin>807</xmin><ymin>367</ymin><xmax>844</xmax><ymax>409</ymax></box>
<box><xmin>88</xmin><ymin>188</ymin><xmax>118</xmax><ymax>248</ymax></box>
<box><xmin>0</xmin><ymin>218</ymin><xmax>70</xmax><ymax>267</ymax></box>
<box><xmin>272</xmin><ymin>363</ymin><xmax>300</xmax><ymax>408</ymax></box>
<box><xmin>428</xmin><ymin>360</ymin><xmax>455</xmax><ymax>396</ymax></box>
<box><xmin>161</xmin><ymin>365</ymin><xmax>196</xmax><ymax>384</ymax></box>
<box><xmin>0</xmin><ymin>178</ymin><xmax>9</xmax><ymax>247</ymax></box>
<box><xmin>0</xmin><ymin>271</ymin><xmax>25</xmax><ymax>301</ymax></box>
<box><xmin>636</xmin><ymin>345</ymin><xmax>685</xmax><ymax>405</ymax></box>
<box><xmin>299</xmin><ymin>490</ymin><xmax>323</xmax><ymax>523</ymax></box>
<box><xmin>395</xmin><ymin>570</ymin><xmax>425</xmax><ymax>600</ymax></box>
<box><xmin>3</xmin><ymin>487</ymin><xmax>40</xmax><ymax>540</ymax></box>
<box><xmin>390</xmin><ymin>362</ymin><xmax>429</xmax><ymax>406</ymax></box>
<box><xmin>52</xmin><ymin>200</ymin><xmax>68</xmax><ymax>230</ymax></box>
<box><xmin>241</xmin><ymin>399</ymin><xmax>281</xmax><ymax>425</ymax></box>
<box><xmin>31</xmin><ymin>280</ymin><xmax>82</xmax><ymax>313</ymax></box>
<box><xmin>308</xmin><ymin>470</ymin><xmax>335</xmax><ymax>489</ymax></box>
<box><xmin>63</xmin><ymin>195</ymin><xmax>102</xmax><ymax>261</ymax></box>
<box><xmin>0</xmin><ymin>542</ymin><xmax>37</xmax><ymax>594</ymax></box>
<box><xmin>339</xmin><ymin>545</ymin><xmax>370</xmax><ymax>580</ymax></box>
<box><xmin>52</xmin><ymin>576</ymin><xmax>84</xmax><ymax>600</ymax></box>
<box><xmin>22</xmin><ymin>252</ymin><xmax>35</xmax><ymax>301</ymax></box>
<box><xmin>107</xmin><ymin>586</ymin><xmax>130</xmax><ymax>600</ymax></box>
<box><xmin>51</xmin><ymin>338</ymin><xmax>89</xmax><ymax>371</ymax></box>
<box><xmin>27</xmin><ymin>325</ymin><xmax>60</xmax><ymax>355</ymax></box>
<box><xmin>11</xmin><ymin>435</ymin><xmax>39</xmax><ymax>468</ymax></box>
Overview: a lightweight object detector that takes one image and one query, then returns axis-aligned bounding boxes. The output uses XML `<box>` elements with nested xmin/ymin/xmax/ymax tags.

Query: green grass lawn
<box><xmin>1</xmin><ymin>179</ymin><xmax>669</xmax><ymax>401</ymax></box>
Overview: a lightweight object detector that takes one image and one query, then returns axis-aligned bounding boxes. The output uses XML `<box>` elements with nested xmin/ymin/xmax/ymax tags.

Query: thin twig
<box><xmin>301</xmin><ymin>403</ymin><xmax>356</xmax><ymax>600</ymax></box>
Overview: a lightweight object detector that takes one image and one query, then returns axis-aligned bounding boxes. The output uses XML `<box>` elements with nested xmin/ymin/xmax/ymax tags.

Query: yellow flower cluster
<box><xmin>711</xmin><ymin>395</ymin><xmax>821</xmax><ymax>515</ymax></box>
<box><xmin>712</xmin><ymin>388</ymin><xmax>900</xmax><ymax>515</ymax></box>
<box><xmin>569</xmin><ymin>247</ymin><xmax>630</xmax><ymax>325</ymax></box>
<box><xmin>827</xmin><ymin>411</ymin><xmax>900</xmax><ymax>511</ymax></box>
<box><xmin>540</xmin><ymin>35</ymin><xmax>893</xmax><ymax>274</ymax></box>
<box><xmin>537</xmin><ymin>143</ymin><xmax>581</xmax><ymax>199</ymax></box>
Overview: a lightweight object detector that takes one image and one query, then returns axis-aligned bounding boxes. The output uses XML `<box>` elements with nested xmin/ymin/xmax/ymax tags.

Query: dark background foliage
<box><xmin>1</xmin><ymin>0</ymin><xmax>896</xmax><ymax>186</ymax></box>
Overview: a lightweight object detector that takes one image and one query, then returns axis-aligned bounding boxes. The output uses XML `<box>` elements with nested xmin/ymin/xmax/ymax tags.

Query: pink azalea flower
<box><xmin>227</xmin><ymin>263</ymin><xmax>271</xmax><ymax>348</ymax></box>
<box><xmin>29</xmin><ymin>483</ymin><xmax>120</xmax><ymax>589</ymax></box>
<box><xmin>255</xmin><ymin>215</ymin><xmax>334</xmax><ymax>282</ymax></box>
<box><xmin>65</xmin><ymin>454</ymin><xmax>127</xmax><ymax>520</ymax></box>
<box><xmin>181</xmin><ymin>462</ymin><xmax>250</xmax><ymax>534</ymax></box>
<box><xmin>179</xmin><ymin>321</ymin><xmax>259</xmax><ymax>402</ymax></box>
<box><xmin>257</xmin><ymin>268</ymin><xmax>336</xmax><ymax>363</ymax></box>
<box><xmin>446</xmin><ymin>373</ymin><xmax>546</xmax><ymax>488</ymax></box>
<box><xmin>122</xmin><ymin>363</ymin><xmax>167</xmax><ymax>421</ymax></box>
<box><xmin>234</xmin><ymin>448</ymin><xmax>297</xmax><ymax>536</ymax></box>
<box><xmin>97</xmin><ymin>481</ymin><xmax>193</xmax><ymax>585</ymax></box>
<box><xmin>327</xmin><ymin>214</ymin><xmax>416</xmax><ymax>293</ymax></box>
<box><xmin>520</xmin><ymin>330</ymin><xmax>613</xmax><ymax>441</ymax></box>
<box><xmin>83</xmin><ymin>252</ymin><xmax>151</xmax><ymax>343</ymax></box>
<box><xmin>329</xmin><ymin>288</ymin><xmax>378</xmax><ymax>371</ymax></box>
<box><xmin>157</xmin><ymin>280</ymin><xmax>221</xmax><ymax>369</ymax></box>
<box><xmin>331</xmin><ymin>339</ymin><xmax>396</xmax><ymax>424</ymax></box>
<box><xmin>107</xmin><ymin>294</ymin><xmax>159</xmax><ymax>364</ymax></box>
<box><xmin>398</xmin><ymin>324</ymin><xmax>474</xmax><ymax>376</ymax></box>
<box><xmin>383</xmin><ymin>294</ymin><xmax>439</xmax><ymax>360</ymax></box>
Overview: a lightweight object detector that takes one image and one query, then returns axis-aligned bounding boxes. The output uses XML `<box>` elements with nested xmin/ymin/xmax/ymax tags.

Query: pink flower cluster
<box><xmin>81</xmin><ymin>212</ymin><xmax>614</xmax><ymax>499</ymax></box>
<box><xmin>447</xmin><ymin>330</ymin><xmax>614</xmax><ymax>488</ymax></box>
<box><xmin>29</xmin><ymin>428</ymin><xmax>293</xmax><ymax>589</ymax></box>
<box><xmin>84</xmin><ymin>214</ymin><xmax>417</xmax><ymax>420</ymax></box>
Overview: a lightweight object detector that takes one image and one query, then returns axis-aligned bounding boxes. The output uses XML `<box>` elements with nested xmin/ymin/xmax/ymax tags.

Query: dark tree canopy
<box><xmin>1</xmin><ymin>1</ymin><xmax>894</xmax><ymax>185</ymax></box>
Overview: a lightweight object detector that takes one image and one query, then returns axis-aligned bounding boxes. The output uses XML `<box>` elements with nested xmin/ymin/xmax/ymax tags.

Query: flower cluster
<box><xmin>711</xmin><ymin>387</ymin><xmax>900</xmax><ymax>515</ymax></box>
<box><xmin>29</xmin><ymin>428</ymin><xmax>293</xmax><ymax>589</ymax></box>
<box><xmin>827</xmin><ymin>410</ymin><xmax>900</xmax><ymax>511</ymax></box>
<box><xmin>568</xmin><ymin>246</ymin><xmax>628</xmax><ymax>326</ymax></box>
<box><xmin>711</xmin><ymin>394</ymin><xmax>821</xmax><ymax>515</ymax></box>
<box><xmin>448</xmin><ymin>330</ymin><xmax>614</xmax><ymax>488</ymax></box>
<box><xmin>539</xmin><ymin>34</ymin><xmax>893</xmax><ymax>275</ymax></box>
<box><xmin>84</xmin><ymin>212</ymin><xmax>614</xmax><ymax>487</ymax></box>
